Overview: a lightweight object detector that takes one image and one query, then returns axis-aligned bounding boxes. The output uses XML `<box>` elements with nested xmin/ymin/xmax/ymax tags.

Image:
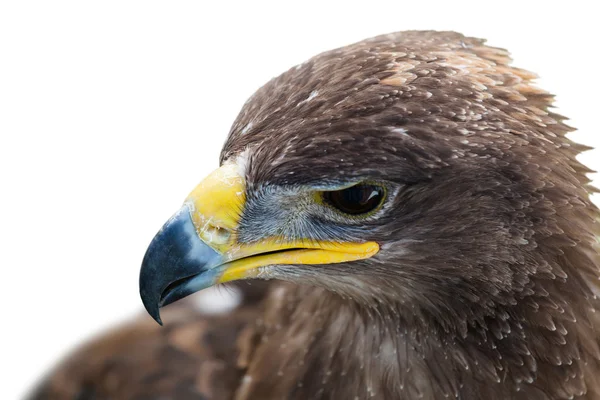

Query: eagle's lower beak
<box><xmin>139</xmin><ymin>164</ymin><xmax>379</xmax><ymax>324</ymax></box>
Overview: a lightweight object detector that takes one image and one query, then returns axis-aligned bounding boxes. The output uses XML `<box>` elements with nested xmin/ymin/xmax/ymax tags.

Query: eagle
<box><xmin>30</xmin><ymin>31</ymin><xmax>600</xmax><ymax>400</ymax></box>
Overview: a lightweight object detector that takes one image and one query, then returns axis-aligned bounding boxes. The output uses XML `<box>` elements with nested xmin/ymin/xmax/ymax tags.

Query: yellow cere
<box><xmin>186</xmin><ymin>163</ymin><xmax>246</xmax><ymax>252</ymax></box>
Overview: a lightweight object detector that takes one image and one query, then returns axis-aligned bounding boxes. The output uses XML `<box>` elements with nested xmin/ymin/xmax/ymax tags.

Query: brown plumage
<box><xmin>30</xmin><ymin>31</ymin><xmax>600</xmax><ymax>399</ymax></box>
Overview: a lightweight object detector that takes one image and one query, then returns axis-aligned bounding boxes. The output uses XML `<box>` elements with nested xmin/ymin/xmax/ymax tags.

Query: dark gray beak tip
<box><xmin>139</xmin><ymin>205</ymin><xmax>221</xmax><ymax>326</ymax></box>
<box><xmin>140</xmin><ymin>287</ymin><xmax>163</xmax><ymax>325</ymax></box>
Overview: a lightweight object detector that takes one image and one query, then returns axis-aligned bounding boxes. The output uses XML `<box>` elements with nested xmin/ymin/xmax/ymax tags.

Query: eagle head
<box><xmin>139</xmin><ymin>30</ymin><xmax>598</xmax><ymax>352</ymax></box>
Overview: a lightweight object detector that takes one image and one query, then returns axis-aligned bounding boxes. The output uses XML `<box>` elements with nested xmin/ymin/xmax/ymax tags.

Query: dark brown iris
<box><xmin>322</xmin><ymin>184</ymin><xmax>385</xmax><ymax>215</ymax></box>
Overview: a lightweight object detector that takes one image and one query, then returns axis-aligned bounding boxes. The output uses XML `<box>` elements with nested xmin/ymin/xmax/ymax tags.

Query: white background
<box><xmin>1</xmin><ymin>1</ymin><xmax>598</xmax><ymax>398</ymax></box>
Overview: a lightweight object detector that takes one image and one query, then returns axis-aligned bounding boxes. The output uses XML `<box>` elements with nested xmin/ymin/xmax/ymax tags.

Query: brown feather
<box><xmin>30</xmin><ymin>31</ymin><xmax>600</xmax><ymax>399</ymax></box>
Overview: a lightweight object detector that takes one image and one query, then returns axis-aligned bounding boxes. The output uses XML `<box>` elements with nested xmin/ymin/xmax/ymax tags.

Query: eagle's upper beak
<box><xmin>139</xmin><ymin>164</ymin><xmax>379</xmax><ymax>324</ymax></box>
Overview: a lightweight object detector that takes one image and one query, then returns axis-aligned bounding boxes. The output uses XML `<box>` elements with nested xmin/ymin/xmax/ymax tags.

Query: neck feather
<box><xmin>238</xmin><ymin>263</ymin><xmax>600</xmax><ymax>400</ymax></box>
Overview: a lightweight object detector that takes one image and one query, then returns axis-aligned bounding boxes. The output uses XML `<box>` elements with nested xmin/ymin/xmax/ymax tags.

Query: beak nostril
<box><xmin>203</xmin><ymin>225</ymin><xmax>232</xmax><ymax>245</ymax></box>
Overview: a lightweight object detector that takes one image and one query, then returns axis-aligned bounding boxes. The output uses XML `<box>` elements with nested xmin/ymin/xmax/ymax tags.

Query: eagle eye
<box><xmin>322</xmin><ymin>183</ymin><xmax>385</xmax><ymax>216</ymax></box>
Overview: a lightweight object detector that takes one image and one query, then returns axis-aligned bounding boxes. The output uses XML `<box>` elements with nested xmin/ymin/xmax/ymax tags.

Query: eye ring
<box><xmin>321</xmin><ymin>183</ymin><xmax>386</xmax><ymax>216</ymax></box>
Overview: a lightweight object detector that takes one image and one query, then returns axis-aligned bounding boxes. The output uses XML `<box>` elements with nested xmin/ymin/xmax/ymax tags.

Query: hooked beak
<box><xmin>139</xmin><ymin>164</ymin><xmax>379</xmax><ymax>325</ymax></box>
